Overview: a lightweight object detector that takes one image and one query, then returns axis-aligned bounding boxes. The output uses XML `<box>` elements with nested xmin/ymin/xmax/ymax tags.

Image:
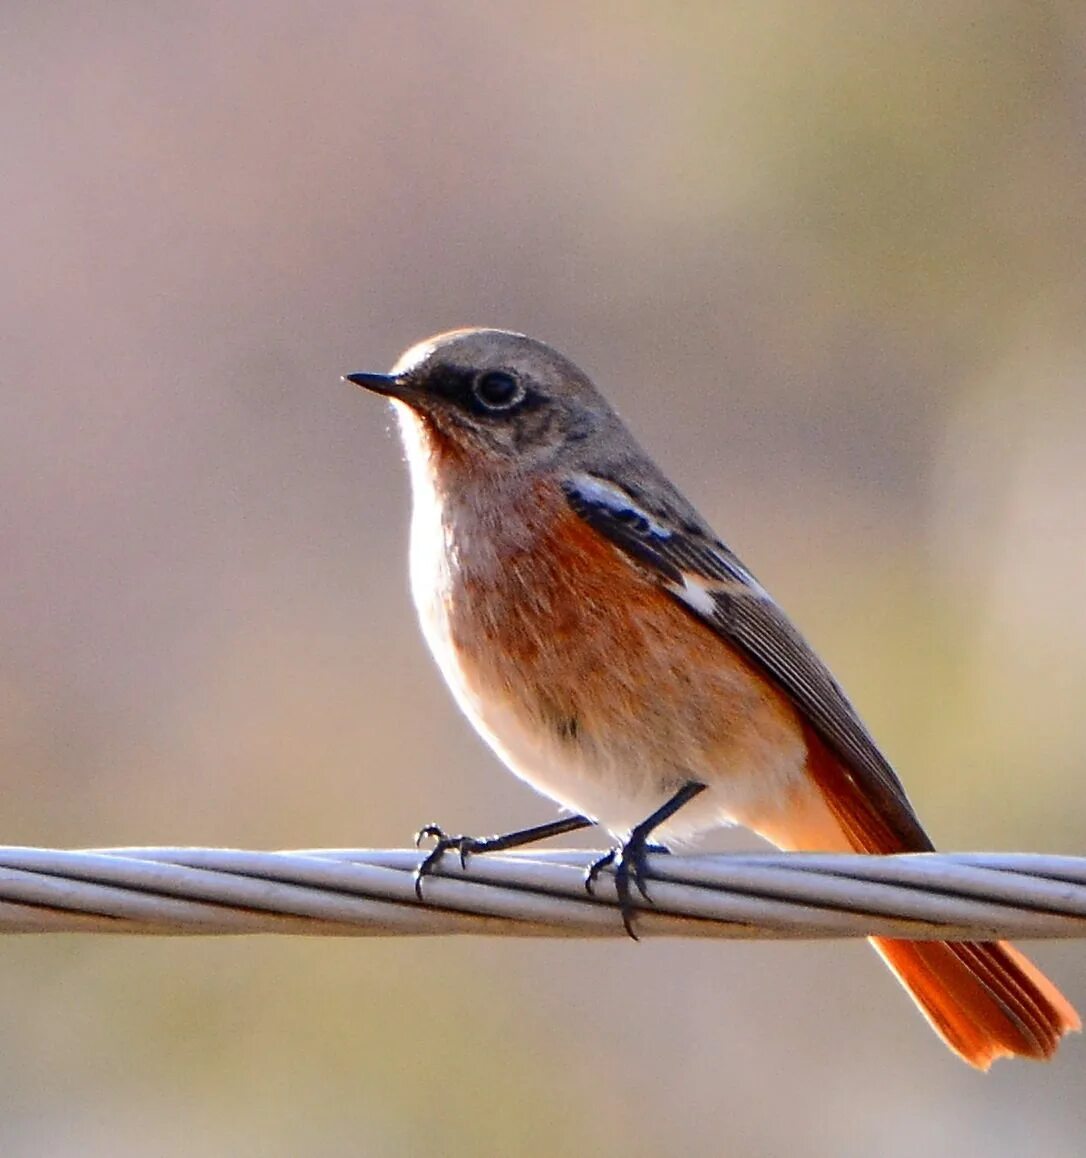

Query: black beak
<box><xmin>343</xmin><ymin>371</ymin><xmax>404</xmax><ymax>397</ymax></box>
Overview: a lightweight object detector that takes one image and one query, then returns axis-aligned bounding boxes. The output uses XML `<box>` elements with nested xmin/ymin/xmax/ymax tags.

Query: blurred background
<box><xmin>2</xmin><ymin>1</ymin><xmax>1085</xmax><ymax>1154</ymax></box>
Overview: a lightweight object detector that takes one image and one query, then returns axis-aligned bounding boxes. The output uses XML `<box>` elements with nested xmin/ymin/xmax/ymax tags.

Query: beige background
<box><xmin>3</xmin><ymin>3</ymin><xmax>1085</xmax><ymax>1155</ymax></box>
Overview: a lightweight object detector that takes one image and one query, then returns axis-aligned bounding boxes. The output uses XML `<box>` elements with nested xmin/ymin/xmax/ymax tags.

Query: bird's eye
<box><xmin>472</xmin><ymin>370</ymin><xmax>524</xmax><ymax>411</ymax></box>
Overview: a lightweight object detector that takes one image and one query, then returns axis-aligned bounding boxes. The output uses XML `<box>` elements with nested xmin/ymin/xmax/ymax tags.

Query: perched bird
<box><xmin>346</xmin><ymin>327</ymin><xmax>1078</xmax><ymax>1068</ymax></box>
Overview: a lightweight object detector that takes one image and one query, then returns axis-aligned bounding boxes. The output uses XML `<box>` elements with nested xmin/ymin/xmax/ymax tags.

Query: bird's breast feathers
<box><xmin>403</xmin><ymin>451</ymin><xmax>811</xmax><ymax>836</ymax></box>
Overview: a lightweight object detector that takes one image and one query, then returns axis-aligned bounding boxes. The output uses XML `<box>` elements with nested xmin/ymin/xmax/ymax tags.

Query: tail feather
<box><xmin>872</xmin><ymin>938</ymin><xmax>1080</xmax><ymax>1070</ymax></box>
<box><xmin>752</xmin><ymin>726</ymin><xmax>1081</xmax><ymax>1067</ymax></box>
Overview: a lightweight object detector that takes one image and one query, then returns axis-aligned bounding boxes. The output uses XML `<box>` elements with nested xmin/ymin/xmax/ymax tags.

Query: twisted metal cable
<box><xmin>0</xmin><ymin>846</ymin><xmax>1085</xmax><ymax>940</ymax></box>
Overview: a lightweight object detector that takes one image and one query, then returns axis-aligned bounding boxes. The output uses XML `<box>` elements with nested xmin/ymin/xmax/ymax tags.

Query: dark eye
<box><xmin>472</xmin><ymin>369</ymin><xmax>524</xmax><ymax>411</ymax></box>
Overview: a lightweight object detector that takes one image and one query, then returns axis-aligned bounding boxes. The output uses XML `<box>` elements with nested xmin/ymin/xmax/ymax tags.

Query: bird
<box><xmin>345</xmin><ymin>327</ymin><xmax>1079</xmax><ymax>1069</ymax></box>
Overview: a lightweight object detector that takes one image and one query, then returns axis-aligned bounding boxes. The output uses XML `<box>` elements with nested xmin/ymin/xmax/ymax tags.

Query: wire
<box><xmin>0</xmin><ymin>846</ymin><xmax>1085</xmax><ymax>939</ymax></box>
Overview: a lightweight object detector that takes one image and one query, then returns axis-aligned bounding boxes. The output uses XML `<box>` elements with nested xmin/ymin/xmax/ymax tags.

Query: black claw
<box><xmin>415</xmin><ymin>823</ymin><xmax>445</xmax><ymax>848</ymax></box>
<box><xmin>412</xmin><ymin>827</ymin><xmax>481</xmax><ymax>900</ymax></box>
<box><xmin>585</xmin><ymin>836</ymin><xmax>657</xmax><ymax>939</ymax></box>
<box><xmin>584</xmin><ymin>848</ymin><xmax>616</xmax><ymax>895</ymax></box>
<box><xmin>582</xmin><ymin>781</ymin><xmax>708</xmax><ymax>939</ymax></box>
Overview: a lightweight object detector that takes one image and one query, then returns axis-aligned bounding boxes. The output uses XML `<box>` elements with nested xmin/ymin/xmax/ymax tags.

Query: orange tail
<box><xmin>872</xmin><ymin>938</ymin><xmax>1080</xmax><ymax>1070</ymax></box>
<box><xmin>753</xmin><ymin>724</ymin><xmax>1081</xmax><ymax>1068</ymax></box>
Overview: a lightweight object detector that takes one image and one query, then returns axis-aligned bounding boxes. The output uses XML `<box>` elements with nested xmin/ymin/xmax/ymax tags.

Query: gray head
<box><xmin>345</xmin><ymin>328</ymin><xmax>623</xmax><ymax>469</ymax></box>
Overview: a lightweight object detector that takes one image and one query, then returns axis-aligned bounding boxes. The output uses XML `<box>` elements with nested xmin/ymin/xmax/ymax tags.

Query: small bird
<box><xmin>346</xmin><ymin>327</ymin><xmax>1079</xmax><ymax>1068</ymax></box>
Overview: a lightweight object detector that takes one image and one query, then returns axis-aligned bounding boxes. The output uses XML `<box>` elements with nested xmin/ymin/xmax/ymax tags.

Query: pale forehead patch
<box><xmin>389</xmin><ymin>328</ymin><xmax>533</xmax><ymax>378</ymax></box>
<box><xmin>391</xmin><ymin>338</ymin><xmax>440</xmax><ymax>377</ymax></box>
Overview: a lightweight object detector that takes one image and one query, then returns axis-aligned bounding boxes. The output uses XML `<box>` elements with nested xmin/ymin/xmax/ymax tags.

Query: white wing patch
<box><xmin>665</xmin><ymin>572</ymin><xmax>717</xmax><ymax>615</ymax></box>
<box><xmin>566</xmin><ymin>473</ymin><xmax>673</xmax><ymax>539</ymax></box>
<box><xmin>665</xmin><ymin>570</ymin><xmax>765</xmax><ymax>617</ymax></box>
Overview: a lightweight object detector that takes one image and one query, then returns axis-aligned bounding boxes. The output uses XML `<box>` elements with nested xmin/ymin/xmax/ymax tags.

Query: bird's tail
<box><xmin>749</xmin><ymin>726</ymin><xmax>1081</xmax><ymax>1068</ymax></box>
<box><xmin>871</xmin><ymin>936</ymin><xmax>1080</xmax><ymax>1070</ymax></box>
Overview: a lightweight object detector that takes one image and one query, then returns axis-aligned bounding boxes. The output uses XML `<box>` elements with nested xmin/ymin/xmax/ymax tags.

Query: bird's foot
<box><xmin>413</xmin><ymin>825</ymin><xmax>485</xmax><ymax>900</ymax></box>
<box><xmin>585</xmin><ymin>838</ymin><xmax>669</xmax><ymax>940</ymax></box>
<box><xmin>583</xmin><ymin>780</ymin><xmax>707</xmax><ymax>939</ymax></box>
<box><xmin>412</xmin><ymin>813</ymin><xmax>597</xmax><ymax>901</ymax></box>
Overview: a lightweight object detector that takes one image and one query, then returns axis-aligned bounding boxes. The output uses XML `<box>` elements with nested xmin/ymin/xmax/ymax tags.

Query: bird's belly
<box><xmin>412</xmin><ymin>491</ymin><xmax>811</xmax><ymax>841</ymax></box>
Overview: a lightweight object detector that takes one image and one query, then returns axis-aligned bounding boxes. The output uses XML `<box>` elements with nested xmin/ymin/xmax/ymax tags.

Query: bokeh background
<box><xmin>3</xmin><ymin>2</ymin><xmax>1086</xmax><ymax>1154</ymax></box>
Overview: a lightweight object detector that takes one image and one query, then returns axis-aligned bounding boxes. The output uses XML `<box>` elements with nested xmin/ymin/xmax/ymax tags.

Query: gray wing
<box><xmin>561</xmin><ymin>471</ymin><xmax>932</xmax><ymax>850</ymax></box>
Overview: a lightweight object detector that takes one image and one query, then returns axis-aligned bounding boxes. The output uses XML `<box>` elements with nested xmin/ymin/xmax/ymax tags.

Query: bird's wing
<box><xmin>561</xmin><ymin>471</ymin><xmax>933</xmax><ymax>851</ymax></box>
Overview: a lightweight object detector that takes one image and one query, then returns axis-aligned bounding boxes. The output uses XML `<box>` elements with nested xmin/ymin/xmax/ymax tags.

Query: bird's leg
<box><xmin>585</xmin><ymin>781</ymin><xmax>707</xmax><ymax>939</ymax></box>
<box><xmin>413</xmin><ymin>814</ymin><xmax>596</xmax><ymax>900</ymax></box>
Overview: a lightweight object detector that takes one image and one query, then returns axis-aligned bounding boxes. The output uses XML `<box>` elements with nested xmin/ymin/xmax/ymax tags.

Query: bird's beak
<box><xmin>343</xmin><ymin>371</ymin><xmax>409</xmax><ymax>399</ymax></box>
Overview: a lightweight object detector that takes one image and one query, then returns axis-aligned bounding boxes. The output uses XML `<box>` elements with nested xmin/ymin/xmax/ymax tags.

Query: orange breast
<box><xmin>440</xmin><ymin>477</ymin><xmax>812</xmax><ymax>830</ymax></box>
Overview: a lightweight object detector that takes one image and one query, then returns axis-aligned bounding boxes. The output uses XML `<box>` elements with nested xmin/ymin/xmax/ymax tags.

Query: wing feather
<box><xmin>562</xmin><ymin>472</ymin><xmax>932</xmax><ymax>850</ymax></box>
